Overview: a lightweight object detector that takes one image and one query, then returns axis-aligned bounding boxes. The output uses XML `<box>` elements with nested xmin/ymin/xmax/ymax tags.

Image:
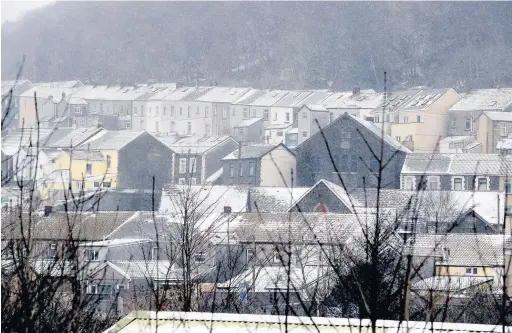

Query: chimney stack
<box><xmin>352</xmin><ymin>86</ymin><xmax>360</xmax><ymax>95</ymax></box>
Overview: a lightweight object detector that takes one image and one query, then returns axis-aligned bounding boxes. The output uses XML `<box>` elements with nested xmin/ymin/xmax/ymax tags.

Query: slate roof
<box><xmin>1</xmin><ymin>79</ymin><xmax>32</xmax><ymax>96</ymax></box>
<box><xmin>249</xmin><ymin>90</ymin><xmax>289</xmax><ymax>107</ymax></box>
<box><xmin>273</xmin><ymin>91</ymin><xmax>312</xmax><ymax>108</ymax></box>
<box><xmin>168</xmin><ymin>135</ymin><xmax>234</xmax><ymax>154</ymax></box>
<box><xmin>1</xmin><ymin>128</ymin><xmax>71</xmax><ymax>151</ymax></box>
<box><xmin>72</xmin><ymin>85</ymin><xmax>155</xmax><ymax>101</ymax></box>
<box><xmin>81</xmin><ymin>131</ymin><xmax>146</xmax><ymax>151</ymax></box>
<box><xmin>229</xmin><ymin>212</ymin><xmax>366</xmax><ymax>244</ymax></box>
<box><xmin>323</xmin><ymin>90</ymin><xmax>383</xmax><ymax>109</ymax></box>
<box><xmin>296</xmin><ymin>91</ymin><xmax>333</xmax><ymax>107</ymax></box>
<box><xmin>65</xmin><ymin>150</ymin><xmax>105</xmax><ymax>161</ymax></box>
<box><xmin>107</xmin><ymin>212</ymin><xmax>182</xmax><ymax>241</ymax></box>
<box><xmin>300</xmin><ymin>104</ymin><xmax>328</xmax><ymax>112</ymax></box>
<box><xmin>107</xmin><ymin>260</ymin><xmax>181</xmax><ymax>280</ymax></box>
<box><xmin>232</xmin><ymin>89</ymin><xmax>266</xmax><ymax>105</ymax></box>
<box><xmin>48</xmin><ymin>127</ymin><xmax>105</xmax><ymax>148</ymax></box>
<box><xmin>222</xmin><ymin>144</ymin><xmax>278</xmax><ymax>160</ymax></box>
<box><xmin>450</xmin><ymin>88</ymin><xmax>512</xmax><ymax>112</ymax></box>
<box><xmin>411</xmin><ymin>234</ymin><xmax>504</xmax><ymax>266</ymax></box>
<box><xmin>1</xmin><ymin>211</ymin><xmax>136</xmax><ymax>241</ymax></box>
<box><xmin>20</xmin><ymin>82</ymin><xmax>81</xmax><ymax>103</ymax></box>
<box><xmin>402</xmin><ymin>153</ymin><xmax>512</xmax><ymax>175</ymax></box>
<box><xmin>482</xmin><ymin>111</ymin><xmax>512</xmax><ymax>122</ymax></box>
<box><xmin>233</xmin><ymin>118</ymin><xmax>262</xmax><ymax>128</ymax></box>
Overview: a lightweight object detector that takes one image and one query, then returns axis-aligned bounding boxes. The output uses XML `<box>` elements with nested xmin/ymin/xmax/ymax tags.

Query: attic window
<box><xmin>489</xmin><ymin>101</ymin><xmax>498</xmax><ymax>107</ymax></box>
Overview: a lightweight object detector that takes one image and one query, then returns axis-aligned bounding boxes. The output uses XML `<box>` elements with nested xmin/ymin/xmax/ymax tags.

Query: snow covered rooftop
<box><xmin>249</xmin><ymin>90</ymin><xmax>289</xmax><ymax>107</ymax></box>
<box><xmin>450</xmin><ymin>88</ymin><xmax>512</xmax><ymax>112</ymax></box>
<box><xmin>482</xmin><ymin>111</ymin><xmax>512</xmax><ymax>122</ymax></box>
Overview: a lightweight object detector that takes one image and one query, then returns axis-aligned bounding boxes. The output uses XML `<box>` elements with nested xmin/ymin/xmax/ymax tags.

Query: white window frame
<box><xmin>178</xmin><ymin>178</ymin><xmax>186</xmax><ymax>185</ymax></box>
<box><xmin>285</xmin><ymin>112</ymin><xmax>290</xmax><ymax>123</ymax></box>
<box><xmin>87</xmin><ymin>284</ymin><xmax>98</xmax><ymax>294</ymax></box>
<box><xmin>249</xmin><ymin>162</ymin><xmax>255</xmax><ymax>176</ymax></box>
<box><xmin>500</xmin><ymin>125</ymin><xmax>507</xmax><ymax>137</ymax></box>
<box><xmin>403</xmin><ymin>116</ymin><xmax>408</xmax><ymax>123</ymax></box>
<box><xmin>85</xmin><ymin>249</ymin><xmax>99</xmax><ymax>261</ymax></box>
<box><xmin>272</xmin><ymin>250</ymin><xmax>280</xmax><ymax>263</ymax></box>
<box><xmin>504</xmin><ymin>181</ymin><xmax>512</xmax><ymax>194</ymax></box>
<box><xmin>243</xmin><ymin>108</ymin><xmax>248</xmax><ymax>119</ymax></box>
<box><xmin>475</xmin><ymin>176</ymin><xmax>490</xmax><ymax>191</ymax></box>
<box><xmin>86</xmin><ymin>163</ymin><xmax>92</xmax><ymax>175</ymax></box>
<box><xmin>246</xmin><ymin>248</ymin><xmax>254</xmax><ymax>262</ymax></box>
<box><xmin>263</xmin><ymin>109</ymin><xmax>269</xmax><ymax>121</ymax></box>
<box><xmin>396</xmin><ymin>136</ymin><xmax>401</xmax><ymax>142</ymax></box>
<box><xmin>189</xmin><ymin>157</ymin><xmax>197</xmax><ymax>173</ymax></box>
<box><xmin>452</xmin><ymin>176</ymin><xmax>465</xmax><ymax>191</ymax></box>
<box><xmin>179</xmin><ymin>158</ymin><xmax>187</xmax><ymax>174</ymax></box>
<box><xmin>124</xmin><ymin>120</ymin><xmax>131</xmax><ymax>129</ymax></box>
<box><xmin>190</xmin><ymin>178</ymin><xmax>197</xmax><ymax>185</ymax></box>
<box><xmin>402</xmin><ymin>176</ymin><xmax>415</xmax><ymax>190</ymax></box>
<box><xmin>302</xmin><ymin>131</ymin><xmax>308</xmax><ymax>138</ymax></box>
<box><xmin>151</xmin><ymin>247</ymin><xmax>159</xmax><ymax>260</ymax></box>
<box><xmin>222</xmin><ymin>107</ymin><xmax>228</xmax><ymax>119</ymax></box>
<box><xmin>239</xmin><ymin>163</ymin><xmax>244</xmax><ymax>177</ymax></box>
<box><xmin>465</xmin><ymin>117</ymin><xmax>472</xmax><ymax>131</ymax></box>
<box><xmin>229</xmin><ymin>164</ymin><xmax>235</xmax><ymax>177</ymax></box>
<box><xmin>426</xmin><ymin>176</ymin><xmax>440</xmax><ymax>190</ymax></box>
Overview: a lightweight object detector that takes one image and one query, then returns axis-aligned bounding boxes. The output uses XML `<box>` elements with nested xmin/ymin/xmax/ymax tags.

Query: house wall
<box><xmin>297</xmin><ymin>107</ymin><xmax>330</xmax><ymax>145</ymax></box>
<box><xmin>173</xmin><ymin>154</ymin><xmax>203</xmax><ymax>185</ymax></box>
<box><xmin>296</xmin><ymin>115</ymin><xmax>407</xmax><ymax>188</ymax></box>
<box><xmin>222</xmin><ymin>158</ymin><xmax>261</xmax><ymax>186</ymax></box>
<box><xmin>448</xmin><ymin>110</ymin><xmax>484</xmax><ymax>136</ymax></box>
<box><xmin>131</xmin><ymin>100</ymin><xmax>147</xmax><ymax>131</ymax></box>
<box><xmin>269</xmin><ymin>106</ymin><xmax>294</xmax><ymax>128</ymax></box>
<box><xmin>290</xmin><ymin>182</ymin><xmax>352</xmax><ymax>213</ymax></box>
<box><xmin>260</xmin><ymin>146</ymin><xmax>296</xmax><ymax>187</ymax></box>
<box><xmin>117</xmin><ymin>133</ymin><xmax>174</xmax><ymax>189</ymax></box>
<box><xmin>436</xmin><ymin>265</ymin><xmax>496</xmax><ymax>277</ymax></box>
<box><xmin>204</xmin><ymin>140</ymin><xmax>239</xmax><ymax>182</ymax></box>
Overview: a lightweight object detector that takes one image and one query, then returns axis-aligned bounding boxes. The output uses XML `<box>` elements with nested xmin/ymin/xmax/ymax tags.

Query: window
<box><xmin>124</xmin><ymin>120</ymin><xmax>131</xmax><ymax>129</ymax></box>
<box><xmin>179</xmin><ymin>107</ymin><xmax>183</xmax><ymax>116</ymax></box>
<box><xmin>232</xmin><ymin>107</ymin><xmax>236</xmax><ymax>116</ymax></box>
<box><xmin>302</xmin><ymin>112</ymin><xmax>307</xmax><ymax>119</ymax></box>
<box><xmin>240</xmin><ymin>163</ymin><xmax>244</xmax><ymax>176</ymax></box>
<box><xmin>427</xmin><ymin>176</ymin><xmax>440</xmax><ymax>190</ymax></box>
<box><xmin>465</xmin><ymin>267</ymin><xmax>478</xmax><ymax>275</ymax></box>
<box><xmin>246</xmin><ymin>248</ymin><xmax>255</xmax><ymax>262</ymax></box>
<box><xmin>94</xmin><ymin>182</ymin><xmax>101</xmax><ymax>188</ymax></box>
<box><xmin>229</xmin><ymin>164</ymin><xmax>235</xmax><ymax>177</ymax></box>
<box><xmin>340</xmin><ymin>129</ymin><xmax>352</xmax><ymax>149</ymax></box>
<box><xmin>194</xmin><ymin>251</ymin><xmax>206</xmax><ymax>263</ymax></box>
<box><xmin>100</xmin><ymin>103</ymin><xmax>103</xmax><ymax>113</ymax></box>
<box><xmin>187</xmin><ymin>122</ymin><xmax>192</xmax><ymax>134</ymax></box>
<box><xmin>189</xmin><ymin>157</ymin><xmax>197</xmax><ymax>173</ymax></box>
<box><xmin>178</xmin><ymin>178</ymin><xmax>186</xmax><ymax>185</ymax></box>
<box><xmin>273</xmin><ymin>112</ymin><xmax>277</xmax><ymax>121</ymax></box>
<box><xmin>403</xmin><ymin>116</ymin><xmax>408</xmax><ymax>123</ymax></box>
<box><xmin>140</xmin><ymin>120</ymin><xmax>144</xmax><ymax>129</ymax></box>
<box><xmin>249</xmin><ymin>162</ymin><xmax>255</xmax><ymax>176</ymax></box>
<box><xmin>452</xmin><ymin>177</ymin><xmax>464</xmax><ymax>191</ymax></box>
<box><xmin>243</xmin><ymin>108</ymin><xmax>248</xmax><ymax>119</ymax></box>
<box><xmin>205</xmin><ymin>106</ymin><xmax>209</xmax><ymax>117</ymax></box>
<box><xmin>86</xmin><ymin>164</ymin><xmax>92</xmax><ymax>175</ymax></box>
<box><xmin>103</xmin><ymin>182</ymin><xmax>111</xmax><ymax>188</ymax></box>
<box><xmin>476</xmin><ymin>177</ymin><xmax>489</xmax><ymax>191</ymax></box>
<box><xmin>505</xmin><ymin>181</ymin><xmax>512</xmax><ymax>194</ymax></box>
<box><xmin>155</xmin><ymin>121</ymin><xmax>159</xmax><ymax>132</ymax></box>
<box><xmin>179</xmin><ymin>158</ymin><xmax>187</xmax><ymax>173</ymax></box>
<box><xmin>48</xmin><ymin>243</ymin><xmax>57</xmax><ymax>258</ymax></box>
<box><xmin>156</xmin><ymin>106</ymin><xmax>160</xmax><ymax>117</ymax></box>
<box><xmin>272</xmin><ymin>250</ymin><xmax>280</xmax><ymax>263</ymax></box>
<box><xmin>396</xmin><ymin>136</ymin><xmax>401</xmax><ymax>142</ymax></box>
<box><xmin>190</xmin><ymin>178</ymin><xmax>197</xmax><ymax>185</ymax></box>
<box><xmin>451</xmin><ymin>118</ymin><xmax>456</xmax><ymax>128</ymax></box>
<box><xmin>74</xmin><ymin>105</ymin><xmax>81</xmax><ymax>114</ymax></box>
<box><xmin>140</xmin><ymin>105</ymin><xmax>144</xmax><ymax>116</ymax></box>
<box><xmin>285</xmin><ymin>112</ymin><xmax>290</xmax><ymax>123</ymax></box>
<box><xmin>302</xmin><ymin>131</ymin><xmax>308</xmax><ymax>138</ymax></box>
<box><xmin>417</xmin><ymin>115</ymin><xmax>421</xmax><ymax>123</ymax></box>
<box><xmin>151</xmin><ymin>247</ymin><xmax>159</xmax><ymax>260</ymax></box>
<box><xmin>97</xmin><ymin>284</ymin><xmax>113</xmax><ymax>295</ymax></box>
<box><xmin>134</xmin><ymin>107</ymin><xmax>138</xmax><ymax>115</ymax></box>
<box><xmin>350</xmin><ymin>155</ymin><xmax>358</xmax><ymax>172</ymax></box>
<box><xmin>263</xmin><ymin>109</ymin><xmax>269</xmax><ymax>121</ymax></box>
<box><xmin>54</xmin><ymin>105</ymin><xmax>58</xmax><ymax>117</ymax></box>
<box><xmin>171</xmin><ymin>106</ymin><xmax>175</xmax><ymax>116</ymax></box>
<box><xmin>500</xmin><ymin>125</ymin><xmax>508</xmax><ymax>137</ymax></box>
<box><xmin>87</xmin><ymin>284</ymin><xmax>97</xmax><ymax>294</ymax></box>
<box><xmin>163</xmin><ymin>107</ymin><xmax>166</xmax><ymax>115</ymax></box>
<box><xmin>222</xmin><ymin>108</ymin><xmax>227</xmax><ymax>119</ymax></box>
<box><xmin>149</xmin><ymin>107</ymin><xmax>152</xmax><ymax>116</ymax></box>
<box><xmin>78</xmin><ymin>181</ymin><xmax>85</xmax><ymax>190</ymax></box>
<box><xmin>85</xmin><ymin>249</ymin><xmax>99</xmax><ymax>261</ymax></box>
<box><xmin>403</xmin><ymin>176</ymin><xmax>415</xmax><ymax>190</ymax></box>
<box><xmin>465</xmin><ymin>117</ymin><xmax>472</xmax><ymax>131</ymax></box>
<box><xmin>187</xmin><ymin>106</ymin><xmax>191</xmax><ymax>117</ymax></box>
<box><xmin>106</xmin><ymin>155</ymin><xmax>111</xmax><ymax>169</ymax></box>
<box><xmin>277</xmin><ymin>131</ymin><xmax>283</xmax><ymax>137</ymax></box>
<box><xmin>205</xmin><ymin>124</ymin><xmax>210</xmax><ymax>135</ymax></box>
<box><xmin>370</xmin><ymin>159</ymin><xmax>379</xmax><ymax>173</ymax></box>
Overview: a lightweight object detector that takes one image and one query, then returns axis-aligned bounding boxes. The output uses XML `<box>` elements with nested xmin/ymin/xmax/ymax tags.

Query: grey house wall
<box><xmin>221</xmin><ymin>158</ymin><xmax>261</xmax><ymax>186</ymax></box>
<box><xmin>172</xmin><ymin>154</ymin><xmax>203</xmax><ymax>183</ymax></box>
<box><xmin>204</xmin><ymin>140</ymin><xmax>239</xmax><ymax>180</ymax></box>
<box><xmin>290</xmin><ymin>182</ymin><xmax>352</xmax><ymax>213</ymax></box>
<box><xmin>233</xmin><ymin>121</ymin><xmax>263</xmax><ymax>143</ymax></box>
<box><xmin>117</xmin><ymin>133</ymin><xmax>174</xmax><ymax>189</ymax></box>
<box><xmin>487</xmin><ymin>121</ymin><xmax>512</xmax><ymax>153</ymax></box>
<box><xmin>296</xmin><ymin>115</ymin><xmax>407</xmax><ymax>188</ymax></box>
<box><xmin>448</xmin><ymin>110</ymin><xmax>483</xmax><ymax>136</ymax></box>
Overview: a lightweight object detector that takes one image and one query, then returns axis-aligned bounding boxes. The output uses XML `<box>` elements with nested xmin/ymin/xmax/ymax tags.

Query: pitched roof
<box><xmin>20</xmin><ymin>82</ymin><xmax>81</xmax><ymax>103</ymax></box>
<box><xmin>411</xmin><ymin>234</ymin><xmax>504</xmax><ymax>266</ymax></box>
<box><xmin>82</xmin><ymin>131</ymin><xmax>146</xmax><ymax>150</ymax></box>
<box><xmin>273</xmin><ymin>91</ymin><xmax>312</xmax><ymax>107</ymax></box>
<box><xmin>222</xmin><ymin>144</ymin><xmax>292</xmax><ymax>160</ymax></box>
<box><xmin>64</xmin><ymin>150</ymin><xmax>105</xmax><ymax>161</ymax></box>
<box><xmin>48</xmin><ymin>127</ymin><xmax>105</xmax><ymax>148</ymax></box>
<box><xmin>323</xmin><ymin>90</ymin><xmax>383</xmax><ymax>109</ymax></box>
<box><xmin>450</xmin><ymin>88</ymin><xmax>512</xmax><ymax>112</ymax></box>
<box><xmin>482</xmin><ymin>111</ymin><xmax>512</xmax><ymax>122</ymax></box>
<box><xmin>370</xmin><ymin>89</ymin><xmax>454</xmax><ymax>114</ymax></box>
<box><xmin>233</xmin><ymin>118</ymin><xmax>262</xmax><ymax>128</ymax></box>
<box><xmin>249</xmin><ymin>90</ymin><xmax>289</xmax><ymax>107</ymax></box>
<box><xmin>1</xmin><ymin>79</ymin><xmax>32</xmax><ymax>96</ymax></box>
<box><xmin>232</xmin><ymin>89</ymin><xmax>267</xmax><ymax>105</ymax></box>
<box><xmin>401</xmin><ymin>153</ymin><xmax>512</xmax><ymax>175</ymax></box>
<box><xmin>168</xmin><ymin>135</ymin><xmax>235</xmax><ymax>154</ymax></box>
<box><xmin>289</xmin><ymin>179</ymin><xmax>354</xmax><ymax>213</ymax></box>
